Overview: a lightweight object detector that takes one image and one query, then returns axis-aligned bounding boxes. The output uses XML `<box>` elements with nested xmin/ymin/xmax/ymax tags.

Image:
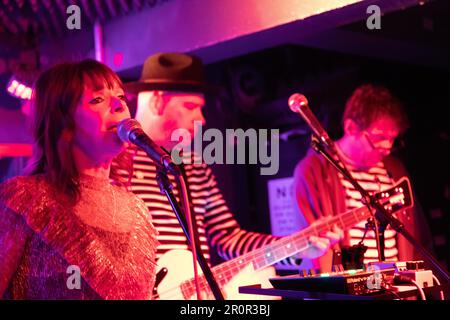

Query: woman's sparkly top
<box><xmin>0</xmin><ymin>174</ymin><xmax>158</xmax><ymax>300</ymax></box>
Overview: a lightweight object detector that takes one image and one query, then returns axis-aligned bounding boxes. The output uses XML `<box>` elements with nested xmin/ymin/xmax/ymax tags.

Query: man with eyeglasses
<box><xmin>293</xmin><ymin>84</ymin><xmax>433</xmax><ymax>272</ymax></box>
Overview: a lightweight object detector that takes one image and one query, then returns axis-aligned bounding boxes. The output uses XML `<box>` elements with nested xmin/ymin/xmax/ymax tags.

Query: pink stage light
<box><xmin>6</xmin><ymin>76</ymin><xmax>33</xmax><ymax>100</ymax></box>
<box><xmin>7</xmin><ymin>79</ymin><xmax>19</xmax><ymax>94</ymax></box>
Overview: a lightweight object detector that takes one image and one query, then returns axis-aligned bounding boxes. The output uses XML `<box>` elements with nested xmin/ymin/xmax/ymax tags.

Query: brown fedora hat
<box><xmin>124</xmin><ymin>52</ymin><xmax>214</xmax><ymax>94</ymax></box>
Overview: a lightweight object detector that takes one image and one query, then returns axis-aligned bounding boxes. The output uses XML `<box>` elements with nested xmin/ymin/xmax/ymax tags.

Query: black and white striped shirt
<box><xmin>124</xmin><ymin>149</ymin><xmax>285</xmax><ymax>266</ymax></box>
<box><xmin>336</xmin><ymin>152</ymin><xmax>398</xmax><ymax>263</ymax></box>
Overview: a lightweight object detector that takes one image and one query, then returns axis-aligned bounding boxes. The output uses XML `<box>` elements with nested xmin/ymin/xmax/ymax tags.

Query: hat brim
<box><xmin>124</xmin><ymin>80</ymin><xmax>219</xmax><ymax>95</ymax></box>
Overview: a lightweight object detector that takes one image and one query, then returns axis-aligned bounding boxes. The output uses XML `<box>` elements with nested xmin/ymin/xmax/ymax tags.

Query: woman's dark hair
<box><xmin>26</xmin><ymin>59</ymin><xmax>132</xmax><ymax>204</ymax></box>
<box><xmin>343</xmin><ymin>84</ymin><xmax>409</xmax><ymax>133</ymax></box>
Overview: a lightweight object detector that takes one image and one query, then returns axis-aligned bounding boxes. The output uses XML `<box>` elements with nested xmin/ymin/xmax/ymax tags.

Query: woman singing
<box><xmin>0</xmin><ymin>60</ymin><xmax>158</xmax><ymax>299</ymax></box>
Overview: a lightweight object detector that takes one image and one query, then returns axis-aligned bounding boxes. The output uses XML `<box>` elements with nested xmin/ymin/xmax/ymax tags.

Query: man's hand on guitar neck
<box><xmin>301</xmin><ymin>224</ymin><xmax>344</xmax><ymax>259</ymax></box>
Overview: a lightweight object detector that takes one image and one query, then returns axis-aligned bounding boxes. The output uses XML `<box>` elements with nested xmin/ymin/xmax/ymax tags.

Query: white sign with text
<box><xmin>267</xmin><ymin>177</ymin><xmax>313</xmax><ymax>270</ymax></box>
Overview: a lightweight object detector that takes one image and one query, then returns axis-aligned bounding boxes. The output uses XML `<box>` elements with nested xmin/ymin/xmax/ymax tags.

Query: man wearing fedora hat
<box><xmin>122</xmin><ymin>52</ymin><xmax>342</xmax><ymax>299</ymax></box>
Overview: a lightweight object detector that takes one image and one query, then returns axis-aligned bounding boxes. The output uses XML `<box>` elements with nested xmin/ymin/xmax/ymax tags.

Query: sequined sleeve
<box><xmin>0</xmin><ymin>177</ymin><xmax>33</xmax><ymax>297</ymax></box>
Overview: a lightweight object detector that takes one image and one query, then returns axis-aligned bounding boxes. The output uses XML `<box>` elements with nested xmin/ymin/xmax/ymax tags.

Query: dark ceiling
<box><xmin>342</xmin><ymin>0</ymin><xmax>450</xmax><ymax>52</ymax></box>
<box><xmin>0</xmin><ymin>0</ymin><xmax>166</xmax><ymax>47</ymax></box>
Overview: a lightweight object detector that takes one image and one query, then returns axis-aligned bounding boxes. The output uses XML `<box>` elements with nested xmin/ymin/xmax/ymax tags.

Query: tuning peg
<box><xmin>299</xmin><ymin>269</ymin><xmax>308</xmax><ymax>277</ymax></box>
<box><xmin>332</xmin><ymin>264</ymin><xmax>344</xmax><ymax>273</ymax></box>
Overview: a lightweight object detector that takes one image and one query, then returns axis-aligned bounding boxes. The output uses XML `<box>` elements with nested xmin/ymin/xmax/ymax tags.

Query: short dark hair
<box><xmin>343</xmin><ymin>84</ymin><xmax>409</xmax><ymax>133</ymax></box>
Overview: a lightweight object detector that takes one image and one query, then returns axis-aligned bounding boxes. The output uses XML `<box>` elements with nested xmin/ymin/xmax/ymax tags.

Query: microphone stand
<box><xmin>155</xmin><ymin>166</ymin><xmax>225</xmax><ymax>300</ymax></box>
<box><xmin>310</xmin><ymin>136</ymin><xmax>450</xmax><ymax>282</ymax></box>
<box><xmin>377</xmin><ymin>221</ymin><xmax>387</xmax><ymax>261</ymax></box>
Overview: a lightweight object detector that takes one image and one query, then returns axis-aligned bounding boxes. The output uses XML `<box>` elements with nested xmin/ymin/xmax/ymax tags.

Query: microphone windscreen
<box><xmin>288</xmin><ymin>93</ymin><xmax>308</xmax><ymax>113</ymax></box>
<box><xmin>117</xmin><ymin>118</ymin><xmax>141</xmax><ymax>143</ymax></box>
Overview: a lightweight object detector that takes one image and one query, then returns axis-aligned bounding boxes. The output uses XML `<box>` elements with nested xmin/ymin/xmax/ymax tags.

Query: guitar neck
<box><xmin>217</xmin><ymin>205</ymin><xmax>370</xmax><ymax>275</ymax></box>
<box><xmin>180</xmin><ymin>205</ymin><xmax>371</xmax><ymax>297</ymax></box>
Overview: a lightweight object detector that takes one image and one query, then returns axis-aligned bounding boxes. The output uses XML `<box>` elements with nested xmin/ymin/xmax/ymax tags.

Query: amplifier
<box><xmin>269</xmin><ymin>269</ymin><xmax>395</xmax><ymax>295</ymax></box>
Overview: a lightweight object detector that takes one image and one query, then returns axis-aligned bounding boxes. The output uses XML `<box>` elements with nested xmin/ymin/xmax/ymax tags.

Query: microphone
<box><xmin>117</xmin><ymin>118</ymin><xmax>181</xmax><ymax>176</ymax></box>
<box><xmin>288</xmin><ymin>93</ymin><xmax>336</xmax><ymax>151</ymax></box>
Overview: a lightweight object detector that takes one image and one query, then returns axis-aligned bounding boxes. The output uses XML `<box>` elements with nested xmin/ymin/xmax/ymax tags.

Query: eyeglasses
<box><xmin>363</xmin><ymin>131</ymin><xmax>403</xmax><ymax>152</ymax></box>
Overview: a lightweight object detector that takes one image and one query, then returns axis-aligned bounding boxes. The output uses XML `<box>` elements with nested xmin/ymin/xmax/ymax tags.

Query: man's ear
<box><xmin>151</xmin><ymin>91</ymin><xmax>165</xmax><ymax>116</ymax></box>
<box><xmin>343</xmin><ymin>118</ymin><xmax>361</xmax><ymax>136</ymax></box>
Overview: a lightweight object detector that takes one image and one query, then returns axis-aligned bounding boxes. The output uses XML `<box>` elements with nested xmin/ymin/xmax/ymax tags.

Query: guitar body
<box><xmin>155</xmin><ymin>250</ymin><xmax>278</xmax><ymax>300</ymax></box>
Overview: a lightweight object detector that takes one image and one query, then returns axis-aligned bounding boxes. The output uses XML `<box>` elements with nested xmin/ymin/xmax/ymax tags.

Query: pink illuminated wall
<box><xmin>39</xmin><ymin>0</ymin><xmax>426</xmax><ymax>72</ymax></box>
<box><xmin>40</xmin><ymin>0</ymin><xmax>367</xmax><ymax>71</ymax></box>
